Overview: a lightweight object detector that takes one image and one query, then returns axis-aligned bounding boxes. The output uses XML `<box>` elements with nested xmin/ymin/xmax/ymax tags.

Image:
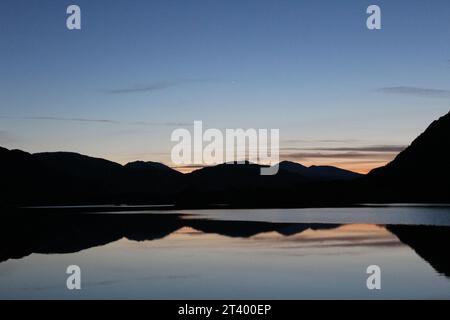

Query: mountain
<box><xmin>0</xmin><ymin>149</ymin><xmax>183</xmax><ymax>206</ymax></box>
<box><xmin>125</xmin><ymin>161</ymin><xmax>177</xmax><ymax>173</ymax></box>
<box><xmin>2</xmin><ymin>110</ymin><xmax>449</xmax><ymax>207</ymax></box>
<box><xmin>177</xmin><ymin>161</ymin><xmax>360</xmax><ymax>206</ymax></box>
<box><xmin>34</xmin><ymin>152</ymin><xmax>124</xmax><ymax>182</ymax></box>
<box><xmin>0</xmin><ymin>148</ymin><xmax>59</xmax><ymax>205</ymax></box>
<box><xmin>174</xmin><ymin>162</ymin><xmax>310</xmax><ymax>206</ymax></box>
<box><xmin>364</xmin><ymin>111</ymin><xmax>450</xmax><ymax>202</ymax></box>
<box><xmin>279</xmin><ymin>161</ymin><xmax>362</xmax><ymax>181</ymax></box>
<box><xmin>187</xmin><ymin>161</ymin><xmax>308</xmax><ymax>189</ymax></box>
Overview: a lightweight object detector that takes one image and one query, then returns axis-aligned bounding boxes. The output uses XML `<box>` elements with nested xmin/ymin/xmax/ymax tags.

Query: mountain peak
<box><xmin>365</xmin><ymin>110</ymin><xmax>450</xmax><ymax>202</ymax></box>
<box><xmin>125</xmin><ymin>161</ymin><xmax>176</xmax><ymax>172</ymax></box>
<box><xmin>369</xmin><ymin>110</ymin><xmax>450</xmax><ymax>178</ymax></box>
<box><xmin>279</xmin><ymin>160</ymin><xmax>307</xmax><ymax>169</ymax></box>
<box><xmin>279</xmin><ymin>160</ymin><xmax>361</xmax><ymax>181</ymax></box>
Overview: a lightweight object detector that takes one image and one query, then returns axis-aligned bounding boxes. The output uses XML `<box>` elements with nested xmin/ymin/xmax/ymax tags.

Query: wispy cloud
<box><xmin>282</xmin><ymin>139</ymin><xmax>359</xmax><ymax>144</ymax></box>
<box><xmin>281</xmin><ymin>145</ymin><xmax>406</xmax><ymax>153</ymax></box>
<box><xmin>0</xmin><ymin>116</ymin><xmax>191</xmax><ymax>127</ymax></box>
<box><xmin>324</xmin><ymin>160</ymin><xmax>390</xmax><ymax>165</ymax></box>
<box><xmin>3</xmin><ymin>116</ymin><xmax>119</xmax><ymax>124</ymax></box>
<box><xmin>105</xmin><ymin>79</ymin><xmax>210</xmax><ymax>94</ymax></box>
<box><xmin>131</xmin><ymin>121</ymin><xmax>192</xmax><ymax>127</ymax></box>
<box><xmin>283</xmin><ymin>152</ymin><xmax>395</xmax><ymax>160</ymax></box>
<box><xmin>378</xmin><ymin>86</ymin><xmax>450</xmax><ymax>98</ymax></box>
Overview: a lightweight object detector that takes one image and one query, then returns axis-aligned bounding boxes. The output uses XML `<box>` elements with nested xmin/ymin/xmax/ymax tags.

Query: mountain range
<box><xmin>1</xmin><ymin>110</ymin><xmax>449</xmax><ymax>207</ymax></box>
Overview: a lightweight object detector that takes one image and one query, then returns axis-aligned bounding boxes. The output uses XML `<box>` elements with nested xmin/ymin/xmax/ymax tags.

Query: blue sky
<box><xmin>1</xmin><ymin>0</ymin><xmax>450</xmax><ymax>172</ymax></box>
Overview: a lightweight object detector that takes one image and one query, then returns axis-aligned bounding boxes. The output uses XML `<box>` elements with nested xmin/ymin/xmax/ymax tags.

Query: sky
<box><xmin>1</xmin><ymin>0</ymin><xmax>450</xmax><ymax>173</ymax></box>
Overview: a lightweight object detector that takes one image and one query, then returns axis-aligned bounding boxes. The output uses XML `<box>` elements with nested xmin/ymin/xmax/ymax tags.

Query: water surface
<box><xmin>1</xmin><ymin>206</ymin><xmax>449</xmax><ymax>299</ymax></box>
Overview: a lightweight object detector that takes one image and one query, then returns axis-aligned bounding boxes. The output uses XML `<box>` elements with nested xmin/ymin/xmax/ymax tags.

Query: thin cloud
<box><xmin>0</xmin><ymin>116</ymin><xmax>191</xmax><ymax>127</ymax></box>
<box><xmin>282</xmin><ymin>139</ymin><xmax>359</xmax><ymax>144</ymax></box>
<box><xmin>281</xmin><ymin>145</ymin><xmax>406</xmax><ymax>153</ymax></box>
<box><xmin>378</xmin><ymin>86</ymin><xmax>450</xmax><ymax>98</ymax></box>
<box><xmin>131</xmin><ymin>121</ymin><xmax>192</xmax><ymax>127</ymax></box>
<box><xmin>0</xmin><ymin>116</ymin><xmax>118</xmax><ymax>124</ymax></box>
<box><xmin>283</xmin><ymin>152</ymin><xmax>395</xmax><ymax>160</ymax></box>
<box><xmin>105</xmin><ymin>79</ymin><xmax>210</xmax><ymax>94</ymax></box>
<box><xmin>324</xmin><ymin>160</ymin><xmax>390</xmax><ymax>165</ymax></box>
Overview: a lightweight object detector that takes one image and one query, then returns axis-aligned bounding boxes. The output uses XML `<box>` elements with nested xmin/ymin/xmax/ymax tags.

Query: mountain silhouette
<box><xmin>125</xmin><ymin>160</ymin><xmax>178</xmax><ymax>173</ymax></box>
<box><xmin>1</xmin><ymin>111</ymin><xmax>449</xmax><ymax>207</ymax></box>
<box><xmin>186</xmin><ymin>162</ymin><xmax>309</xmax><ymax>190</ymax></box>
<box><xmin>175</xmin><ymin>161</ymin><xmax>313</xmax><ymax>206</ymax></box>
<box><xmin>279</xmin><ymin>161</ymin><xmax>362</xmax><ymax>181</ymax></box>
<box><xmin>0</xmin><ymin>150</ymin><xmax>183</xmax><ymax>206</ymax></box>
<box><xmin>363</xmin><ymin>111</ymin><xmax>450</xmax><ymax>202</ymax></box>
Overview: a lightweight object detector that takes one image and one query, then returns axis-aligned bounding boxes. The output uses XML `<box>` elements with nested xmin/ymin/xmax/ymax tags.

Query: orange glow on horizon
<box><xmin>171</xmin><ymin>160</ymin><xmax>391</xmax><ymax>175</ymax></box>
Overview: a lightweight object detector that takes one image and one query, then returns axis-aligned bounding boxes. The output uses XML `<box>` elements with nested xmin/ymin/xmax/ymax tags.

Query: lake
<box><xmin>1</xmin><ymin>205</ymin><xmax>450</xmax><ymax>299</ymax></box>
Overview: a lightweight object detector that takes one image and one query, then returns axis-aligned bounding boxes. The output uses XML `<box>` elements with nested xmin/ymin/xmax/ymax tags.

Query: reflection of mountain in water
<box><xmin>1</xmin><ymin>212</ymin><xmax>449</xmax><ymax>279</ymax></box>
<box><xmin>387</xmin><ymin>225</ymin><xmax>450</xmax><ymax>277</ymax></box>
<box><xmin>0</xmin><ymin>213</ymin><xmax>181</xmax><ymax>262</ymax></box>
<box><xmin>0</xmin><ymin>212</ymin><xmax>338</xmax><ymax>263</ymax></box>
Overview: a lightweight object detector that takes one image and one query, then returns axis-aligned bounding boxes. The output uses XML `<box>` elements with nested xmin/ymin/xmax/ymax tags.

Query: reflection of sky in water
<box><xmin>178</xmin><ymin>206</ymin><xmax>450</xmax><ymax>226</ymax></box>
<box><xmin>1</xmin><ymin>223</ymin><xmax>450</xmax><ymax>299</ymax></box>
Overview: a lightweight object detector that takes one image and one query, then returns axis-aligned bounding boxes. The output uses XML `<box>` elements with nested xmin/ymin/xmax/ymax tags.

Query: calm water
<box><xmin>1</xmin><ymin>206</ymin><xmax>450</xmax><ymax>299</ymax></box>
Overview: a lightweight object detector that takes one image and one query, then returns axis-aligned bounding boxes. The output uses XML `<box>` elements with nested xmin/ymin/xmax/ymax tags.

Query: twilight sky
<box><xmin>1</xmin><ymin>0</ymin><xmax>450</xmax><ymax>173</ymax></box>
